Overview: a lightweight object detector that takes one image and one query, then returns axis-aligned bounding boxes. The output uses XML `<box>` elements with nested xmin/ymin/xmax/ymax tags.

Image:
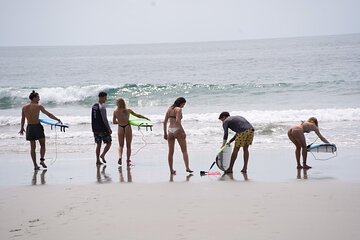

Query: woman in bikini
<box><xmin>288</xmin><ymin>117</ymin><xmax>329</xmax><ymax>169</ymax></box>
<box><xmin>113</xmin><ymin>98</ymin><xmax>150</xmax><ymax>166</ymax></box>
<box><xmin>163</xmin><ymin>97</ymin><xmax>193</xmax><ymax>174</ymax></box>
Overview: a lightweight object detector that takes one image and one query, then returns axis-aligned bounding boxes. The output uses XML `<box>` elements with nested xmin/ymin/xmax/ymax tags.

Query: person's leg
<box><xmin>39</xmin><ymin>138</ymin><xmax>47</xmax><ymax>168</ymax></box>
<box><xmin>30</xmin><ymin>140</ymin><xmax>39</xmax><ymax>170</ymax></box>
<box><xmin>241</xmin><ymin>145</ymin><xmax>249</xmax><ymax>172</ymax></box>
<box><xmin>125</xmin><ymin>126</ymin><xmax>132</xmax><ymax>166</ymax></box>
<box><xmin>100</xmin><ymin>134</ymin><xmax>112</xmax><ymax>163</ymax></box>
<box><xmin>117</xmin><ymin>127</ymin><xmax>125</xmax><ymax>165</ymax></box>
<box><xmin>225</xmin><ymin>146</ymin><xmax>240</xmax><ymax>173</ymax></box>
<box><xmin>176</xmin><ymin>133</ymin><xmax>192</xmax><ymax>173</ymax></box>
<box><xmin>101</xmin><ymin>142</ymin><xmax>111</xmax><ymax>163</ymax></box>
<box><xmin>288</xmin><ymin>129</ymin><xmax>302</xmax><ymax>169</ymax></box>
<box><xmin>301</xmin><ymin>141</ymin><xmax>311</xmax><ymax>169</ymax></box>
<box><xmin>167</xmin><ymin>134</ymin><xmax>176</xmax><ymax>174</ymax></box>
<box><xmin>96</xmin><ymin>142</ymin><xmax>102</xmax><ymax>165</ymax></box>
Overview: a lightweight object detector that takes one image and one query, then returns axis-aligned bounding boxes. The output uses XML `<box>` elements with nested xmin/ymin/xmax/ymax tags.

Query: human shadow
<box><xmin>31</xmin><ymin>169</ymin><xmax>47</xmax><ymax>185</ymax></box>
<box><xmin>96</xmin><ymin>165</ymin><xmax>112</xmax><ymax>184</ymax></box>
<box><xmin>118</xmin><ymin>166</ymin><xmax>132</xmax><ymax>183</ymax></box>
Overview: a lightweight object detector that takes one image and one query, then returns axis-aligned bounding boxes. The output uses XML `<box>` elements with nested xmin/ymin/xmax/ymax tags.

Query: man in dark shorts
<box><xmin>92</xmin><ymin>91</ymin><xmax>112</xmax><ymax>165</ymax></box>
<box><xmin>219</xmin><ymin>111</ymin><xmax>255</xmax><ymax>173</ymax></box>
<box><xmin>19</xmin><ymin>91</ymin><xmax>62</xmax><ymax>170</ymax></box>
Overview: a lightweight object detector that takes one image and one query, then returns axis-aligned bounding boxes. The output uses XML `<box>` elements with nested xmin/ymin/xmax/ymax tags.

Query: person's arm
<box><xmin>314</xmin><ymin>127</ymin><xmax>329</xmax><ymax>143</ymax></box>
<box><xmin>128</xmin><ymin>109</ymin><xmax>150</xmax><ymax>120</ymax></box>
<box><xmin>19</xmin><ymin>107</ymin><xmax>25</xmax><ymax>135</ymax></box>
<box><xmin>228</xmin><ymin>134</ymin><xmax>236</xmax><ymax>145</ymax></box>
<box><xmin>175</xmin><ymin>108</ymin><xmax>182</xmax><ymax>124</ymax></box>
<box><xmin>99</xmin><ymin>105</ymin><xmax>112</xmax><ymax>134</ymax></box>
<box><xmin>112</xmin><ymin>111</ymin><xmax>118</xmax><ymax>124</ymax></box>
<box><xmin>222</xmin><ymin>122</ymin><xmax>229</xmax><ymax>146</ymax></box>
<box><xmin>163</xmin><ymin>110</ymin><xmax>169</xmax><ymax>140</ymax></box>
<box><xmin>40</xmin><ymin>105</ymin><xmax>61</xmax><ymax>123</ymax></box>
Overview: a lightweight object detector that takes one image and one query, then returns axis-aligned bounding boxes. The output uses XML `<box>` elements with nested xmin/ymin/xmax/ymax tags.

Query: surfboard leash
<box><xmin>131</xmin><ymin>128</ymin><xmax>148</xmax><ymax>157</ymax></box>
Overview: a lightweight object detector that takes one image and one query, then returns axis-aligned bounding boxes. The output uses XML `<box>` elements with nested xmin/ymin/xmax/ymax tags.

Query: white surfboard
<box><xmin>216</xmin><ymin>144</ymin><xmax>232</xmax><ymax>171</ymax></box>
<box><xmin>307</xmin><ymin>143</ymin><xmax>337</xmax><ymax>153</ymax></box>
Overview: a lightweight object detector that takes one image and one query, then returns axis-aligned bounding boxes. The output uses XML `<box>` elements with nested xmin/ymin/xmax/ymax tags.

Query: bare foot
<box><xmin>40</xmin><ymin>158</ymin><xmax>47</xmax><ymax>168</ymax></box>
<box><xmin>303</xmin><ymin>164</ymin><xmax>312</xmax><ymax>169</ymax></box>
<box><xmin>170</xmin><ymin>170</ymin><xmax>176</xmax><ymax>175</ymax></box>
<box><xmin>34</xmin><ymin>166</ymin><xmax>40</xmax><ymax>170</ymax></box>
<box><xmin>225</xmin><ymin>170</ymin><xmax>233</xmax><ymax>174</ymax></box>
<box><xmin>297</xmin><ymin>165</ymin><xmax>303</xmax><ymax>169</ymax></box>
<box><xmin>241</xmin><ymin>169</ymin><xmax>247</xmax><ymax>173</ymax></box>
<box><xmin>100</xmin><ymin>155</ymin><xmax>106</xmax><ymax>164</ymax></box>
<box><xmin>127</xmin><ymin>160</ymin><xmax>134</xmax><ymax>167</ymax></box>
<box><xmin>96</xmin><ymin>161</ymin><xmax>102</xmax><ymax>165</ymax></box>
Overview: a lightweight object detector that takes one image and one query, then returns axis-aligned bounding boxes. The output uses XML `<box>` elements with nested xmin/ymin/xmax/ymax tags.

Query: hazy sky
<box><xmin>0</xmin><ymin>0</ymin><xmax>359</xmax><ymax>46</ymax></box>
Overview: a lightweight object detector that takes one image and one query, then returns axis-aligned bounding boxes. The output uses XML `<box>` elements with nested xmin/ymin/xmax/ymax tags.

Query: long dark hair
<box><xmin>171</xmin><ymin>97</ymin><xmax>186</xmax><ymax>108</ymax></box>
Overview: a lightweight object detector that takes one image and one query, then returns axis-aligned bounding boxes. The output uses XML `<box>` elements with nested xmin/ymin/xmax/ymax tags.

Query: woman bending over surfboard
<box><xmin>163</xmin><ymin>97</ymin><xmax>193</xmax><ymax>174</ymax></box>
<box><xmin>288</xmin><ymin>117</ymin><xmax>329</xmax><ymax>169</ymax></box>
<box><xmin>113</xmin><ymin>98</ymin><xmax>150</xmax><ymax>166</ymax></box>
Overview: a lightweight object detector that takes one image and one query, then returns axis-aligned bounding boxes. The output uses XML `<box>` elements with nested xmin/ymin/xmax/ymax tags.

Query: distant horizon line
<box><xmin>1</xmin><ymin>32</ymin><xmax>359</xmax><ymax>48</ymax></box>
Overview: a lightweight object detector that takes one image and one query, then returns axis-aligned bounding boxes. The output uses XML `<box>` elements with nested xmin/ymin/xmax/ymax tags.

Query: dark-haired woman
<box><xmin>163</xmin><ymin>97</ymin><xmax>193</xmax><ymax>174</ymax></box>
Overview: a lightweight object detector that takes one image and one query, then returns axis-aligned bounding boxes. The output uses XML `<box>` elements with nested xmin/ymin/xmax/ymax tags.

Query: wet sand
<box><xmin>0</xmin><ymin>145</ymin><xmax>359</xmax><ymax>185</ymax></box>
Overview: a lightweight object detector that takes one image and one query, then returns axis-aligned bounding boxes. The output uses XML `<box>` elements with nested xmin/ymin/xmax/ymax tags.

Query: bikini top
<box><xmin>301</xmin><ymin>122</ymin><xmax>312</xmax><ymax>133</ymax></box>
<box><xmin>169</xmin><ymin>109</ymin><xmax>182</xmax><ymax>119</ymax></box>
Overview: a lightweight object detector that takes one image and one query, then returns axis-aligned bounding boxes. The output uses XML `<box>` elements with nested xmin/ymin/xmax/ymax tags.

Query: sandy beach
<box><xmin>1</xmin><ymin>145</ymin><xmax>360</xmax><ymax>240</ymax></box>
<box><xmin>1</xmin><ymin>181</ymin><xmax>359</xmax><ymax>240</ymax></box>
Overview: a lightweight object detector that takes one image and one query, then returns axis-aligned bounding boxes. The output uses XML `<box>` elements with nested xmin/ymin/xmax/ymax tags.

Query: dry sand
<box><xmin>1</xmin><ymin>181</ymin><xmax>360</xmax><ymax>240</ymax></box>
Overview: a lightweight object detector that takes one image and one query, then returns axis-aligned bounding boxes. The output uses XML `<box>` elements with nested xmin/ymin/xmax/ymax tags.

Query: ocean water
<box><xmin>0</xmin><ymin>34</ymin><xmax>360</xmax><ymax>154</ymax></box>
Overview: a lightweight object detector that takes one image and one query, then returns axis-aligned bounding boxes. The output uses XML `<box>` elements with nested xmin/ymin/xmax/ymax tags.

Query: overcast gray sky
<box><xmin>0</xmin><ymin>0</ymin><xmax>359</xmax><ymax>46</ymax></box>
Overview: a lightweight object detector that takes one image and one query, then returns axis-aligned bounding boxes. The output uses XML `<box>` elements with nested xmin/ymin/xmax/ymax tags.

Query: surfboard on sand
<box><xmin>216</xmin><ymin>144</ymin><xmax>232</xmax><ymax>171</ymax></box>
<box><xmin>129</xmin><ymin>114</ymin><xmax>153</xmax><ymax>130</ymax></box>
<box><xmin>307</xmin><ymin>143</ymin><xmax>337</xmax><ymax>153</ymax></box>
<box><xmin>39</xmin><ymin>117</ymin><xmax>69</xmax><ymax>132</ymax></box>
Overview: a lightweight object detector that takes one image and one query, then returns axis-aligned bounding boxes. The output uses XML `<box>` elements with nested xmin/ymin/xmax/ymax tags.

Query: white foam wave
<box><xmin>0</xmin><ymin>85</ymin><xmax>116</xmax><ymax>104</ymax></box>
<box><xmin>1</xmin><ymin>108</ymin><xmax>359</xmax><ymax>127</ymax></box>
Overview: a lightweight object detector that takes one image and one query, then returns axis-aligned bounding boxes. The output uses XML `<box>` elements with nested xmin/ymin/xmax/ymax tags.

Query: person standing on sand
<box><xmin>163</xmin><ymin>97</ymin><xmax>193</xmax><ymax>175</ymax></box>
<box><xmin>288</xmin><ymin>117</ymin><xmax>329</xmax><ymax>169</ymax></box>
<box><xmin>91</xmin><ymin>91</ymin><xmax>112</xmax><ymax>165</ymax></box>
<box><xmin>113</xmin><ymin>97</ymin><xmax>150</xmax><ymax>166</ymax></box>
<box><xmin>19</xmin><ymin>90</ymin><xmax>62</xmax><ymax>170</ymax></box>
<box><xmin>219</xmin><ymin>112</ymin><xmax>254</xmax><ymax>173</ymax></box>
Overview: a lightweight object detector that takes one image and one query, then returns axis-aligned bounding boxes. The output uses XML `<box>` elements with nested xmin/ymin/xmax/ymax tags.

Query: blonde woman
<box><xmin>288</xmin><ymin>117</ymin><xmax>329</xmax><ymax>169</ymax></box>
<box><xmin>113</xmin><ymin>98</ymin><xmax>149</xmax><ymax>166</ymax></box>
<box><xmin>163</xmin><ymin>97</ymin><xmax>193</xmax><ymax>174</ymax></box>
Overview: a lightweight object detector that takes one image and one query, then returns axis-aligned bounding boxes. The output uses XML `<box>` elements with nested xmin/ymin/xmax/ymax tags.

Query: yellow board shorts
<box><xmin>235</xmin><ymin>128</ymin><xmax>254</xmax><ymax>148</ymax></box>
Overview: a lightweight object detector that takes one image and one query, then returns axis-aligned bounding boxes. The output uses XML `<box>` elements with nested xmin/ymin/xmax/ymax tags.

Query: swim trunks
<box><xmin>26</xmin><ymin>124</ymin><xmax>45</xmax><ymax>141</ymax></box>
<box><xmin>94</xmin><ymin>132</ymin><xmax>112</xmax><ymax>144</ymax></box>
<box><xmin>235</xmin><ymin>128</ymin><xmax>254</xmax><ymax>148</ymax></box>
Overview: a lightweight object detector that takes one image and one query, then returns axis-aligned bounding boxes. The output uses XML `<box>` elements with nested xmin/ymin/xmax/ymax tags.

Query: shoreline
<box><xmin>0</xmin><ymin>145</ymin><xmax>359</xmax><ymax>186</ymax></box>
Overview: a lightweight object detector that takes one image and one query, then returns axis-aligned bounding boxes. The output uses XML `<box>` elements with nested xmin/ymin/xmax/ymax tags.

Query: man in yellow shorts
<box><xmin>219</xmin><ymin>112</ymin><xmax>254</xmax><ymax>173</ymax></box>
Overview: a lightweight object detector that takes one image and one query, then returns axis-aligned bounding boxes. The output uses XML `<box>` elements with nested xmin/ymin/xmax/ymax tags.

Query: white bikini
<box><xmin>168</xmin><ymin>127</ymin><xmax>180</xmax><ymax>134</ymax></box>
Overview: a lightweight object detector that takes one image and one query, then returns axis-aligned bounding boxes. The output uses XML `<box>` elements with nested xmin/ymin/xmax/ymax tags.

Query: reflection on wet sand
<box><xmin>96</xmin><ymin>165</ymin><xmax>112</xmax><ymax>183</ymax></box>
<box><xmin>219</xmin><ymin>172</ymin><xmax>249</xmax><ymax>181</ymax></box>
<box><xmin>118</xmin><ymin>166</ymin><xmax>132</xmax><ymax>183</ymax></box>
<box><xmin>297</xmin><ymin>168</ymin><xmax>308</xmax><ymax>180</ymax></box>
<box><xmin>31</xmin><ymin>169</ymin><xmax>47</xmax><ymax>185</ymax></box>
<box><xmin>169</xmin><ymin>173</ymin><xmax>193</xmax><ymax>182</ymax></box>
